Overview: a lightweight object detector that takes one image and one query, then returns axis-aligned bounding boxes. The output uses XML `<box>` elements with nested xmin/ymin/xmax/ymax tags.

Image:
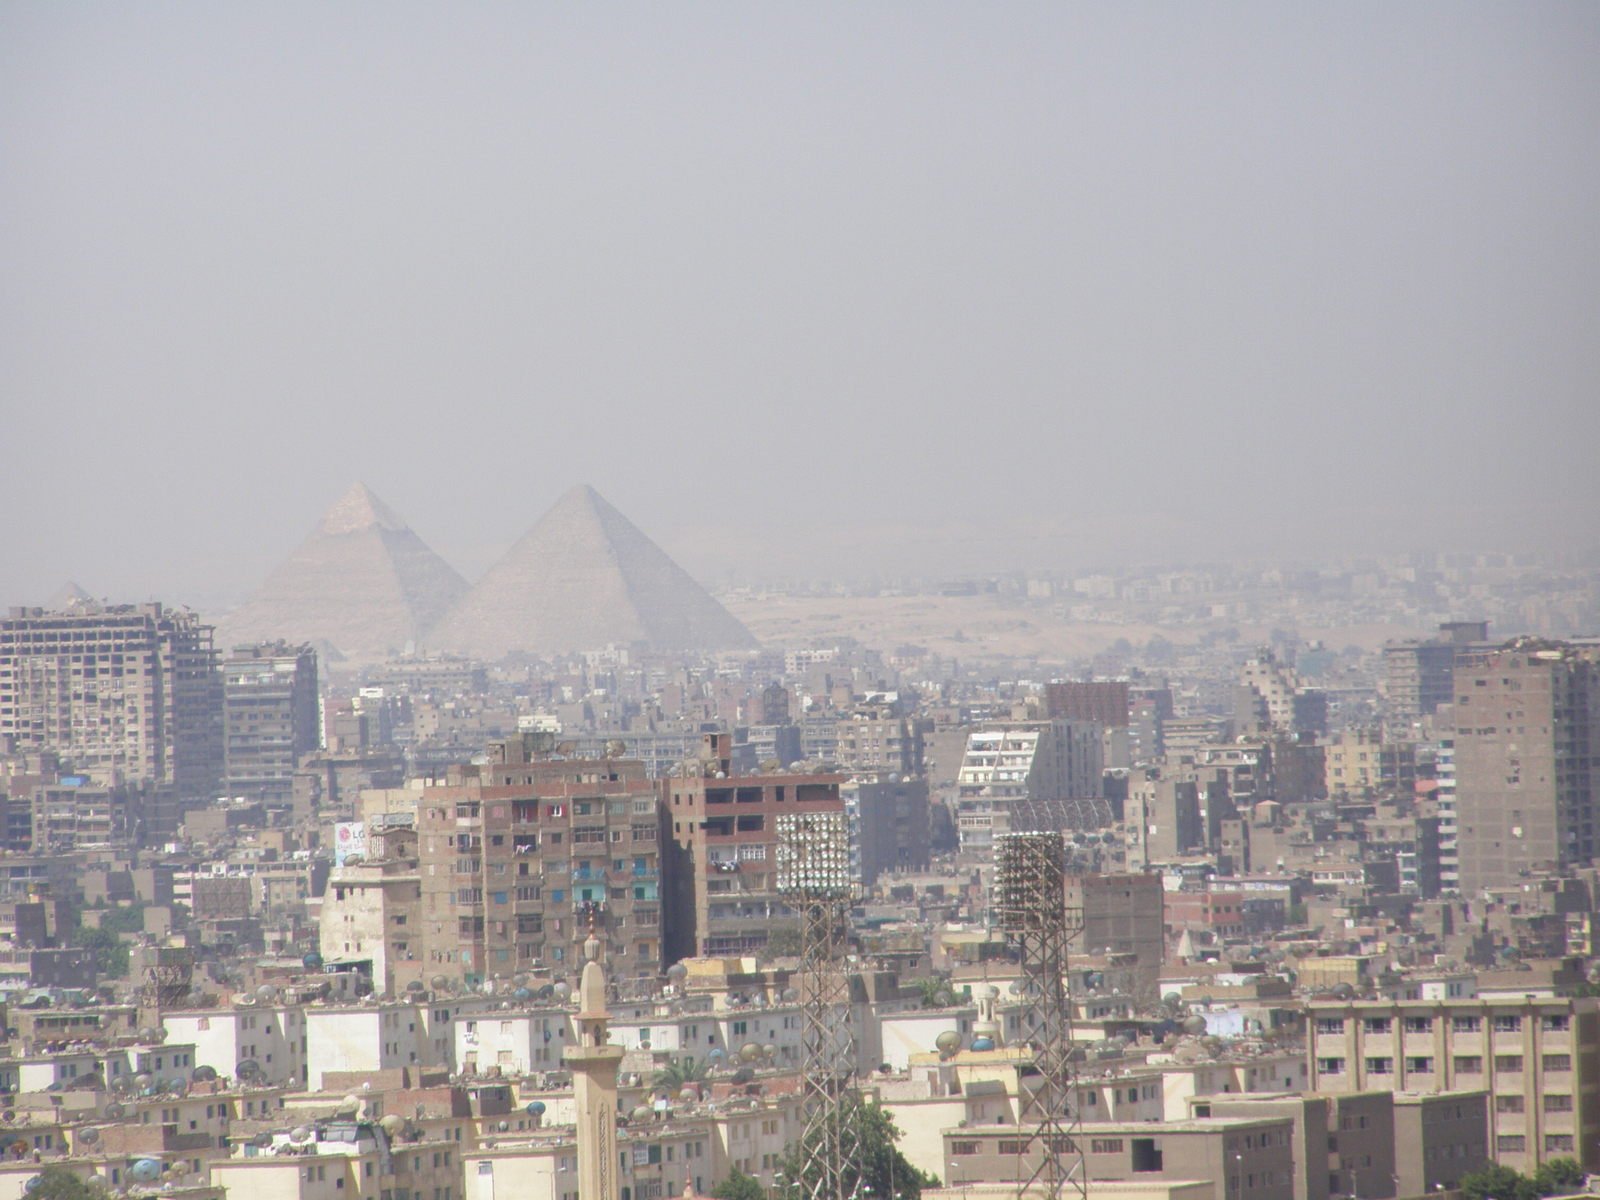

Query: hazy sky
<box><xmin>3</xmin><ymin>4</ymin><xmax>1598</xmax><ymax>605</ymax></box>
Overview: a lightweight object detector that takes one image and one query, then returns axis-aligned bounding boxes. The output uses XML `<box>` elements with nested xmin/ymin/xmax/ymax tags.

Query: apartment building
<box><xmin>163</xmin><ymin>1004</ymin><xmax>308</xmax><ymax>1088</ymax></box>
<box><xmin>1452</xmin><ymin>641</ymin><xmax>1600</xmax><ymax>893</ymax></box>
<box><xmin>455</xmin><ymin>1007</ymin><xmax>573</xmax><ymax>1077</ymax></box>
<box><xmin>1383</xmin><ymin>622</ymin><xmax>1488</xmax><ymax>734</ymax></box>
<box><xmin>955</xmin><ymin>720</ymin><xmax>1104</xmax><ymax>855</ymax></box>
<box><xmin>832</xmin><ymin>706</ymin><xmax>926</xmax><ymax>775</ymax></box>
<box><xmin>222</xmin><ymin>641</ymin><xmax>319</xmax><ymax>807</ymax></box>
<box><xmin>319</xmin><ymin>860</ymin><xmax>424</xmax><ymax>996</ymax></box>
<box><xmin>0</xmin><ymin>603</ymin><xmax>222</xmax><ymax>825</ymax></box>
<box><xmin>212</xmin><ymin>1122</ymin><xmax>461</xmax><ymax>1200</ymax></box>
<box><xmin>1393</xmin><ymin>1092</ymin><xmax>1490</xmax><ymax>1197</ymax></box>
<box><xmin>662</xmin><ymin>735</ymin><xmax>844</xmax><ymax>960</ymax></box>
<box><xmin>416</xmin><ymin>738</ymin><xmax>666</xmax><ymax>983</ymax></box>
<box><xmin>1307</xmin><ymin>995</ymin><xmax>1600</xmax><ymax>1174</ymax></box>
<box><xmin>1323</xmin><ymin>730</ymin><xmax>1417</xmax><ymax>801</ymax></box>
<box><xmin>943</xmin><ymin>1116</ymin><xmax>1297</xmax><ymax>1200</ymax></box>
<box><xmin>843</xmin><ymin>774</ymin><xmax>931</xmax><ymax>885</ymax></box>
<box><xmin>303</xmin><ymin>1003</ymin><xmax>436</xmax><ymax>1091</ymax></box>
<box><xmin>1063</xmin><ymin>872</ymin><xmax>1165</xmax><ymax>971</ymax></box>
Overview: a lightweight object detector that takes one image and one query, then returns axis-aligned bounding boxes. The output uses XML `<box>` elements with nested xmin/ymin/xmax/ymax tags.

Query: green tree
<box><xmin>1462</xmin><ymin>1164</ymin><xmax>1537</xmax><ymax>1200</ymax></box>
<box><xmin>28</xmin><ymin>1166</ymin><xmax>97</xmax><ymax>1200</ymax></box>
<box><xmin>711</xmin><ymin>1169</ymin><xmax>766</xmax><ymax>1200</ymax></box>
<box><xmin>1532</xmin><ymin>1158</ymin><xmax>1585</xmax><ymax>1197</ymax></box>
<box><xmin>775</xmin><ymin>1100</ymin><xmax>937</xmax><ymax>1200</ymax></box>
<box><xmin>69</xmin><ymin>926</ymin><xmax>128</xmax><ymax>979</ymax></box>
<box><xmin>760</xmin><ymin>924</ymin><xmax>803</xmax><ymax>961</ymax></box>
<box><xmin>914</xmin><ymin>976</ymin><xmax>953</xmax><ymax>1009</ymax></box>
<box><xmin>100</xmin><ymin>903</ymin><xmax>148</xmax><ymax>935</ymax></box>
<box><xmin>652</xmin><ymin>1057</ymin><xmax>711</xmax><ymax>1091</ymax></box>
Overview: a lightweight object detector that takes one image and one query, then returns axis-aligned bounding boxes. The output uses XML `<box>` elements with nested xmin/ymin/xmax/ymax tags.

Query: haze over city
<box><xmin>10</xmin><ymin>8</ymin><xmax>1600</xmax><ymax>1200</ymax></box>
<box><xmin>4</xmin><ymin>4</ymin><xmax>1599</xmax><ymax>607</ymax></box>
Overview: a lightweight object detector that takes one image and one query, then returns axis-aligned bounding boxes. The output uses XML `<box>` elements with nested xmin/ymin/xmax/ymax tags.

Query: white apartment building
<box><xmin>164</xmin><ymin>1003</ymin><xmax>307</xmax><ymax>1088</ymax></box>
<box><xmin>956</xmin><ymin>720</ymin><xmax>1103</xmax><ymax>854</ymax></box>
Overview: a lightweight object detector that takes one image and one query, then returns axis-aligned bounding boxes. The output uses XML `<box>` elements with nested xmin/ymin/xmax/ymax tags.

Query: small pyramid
<box><xmin>45</xmin><ymin>581</ymin><xmax>96</xmax><ymax>610</ymax></box>
<box><xmin>220</xmin><ymin>483</ymin><xmax>468</xmax><ymax>662</ymax></box>
<box><xmin>429</xmin><ymin>485</ymin><xmax>756</xmax><ymax>659</ymax></box>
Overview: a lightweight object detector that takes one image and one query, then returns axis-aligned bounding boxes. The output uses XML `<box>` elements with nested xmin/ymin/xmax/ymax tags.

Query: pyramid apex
<box><xmin>320</xmin><ymin>482</ymin><xmax>409</xmax><ymax>536</ymax></box>
<box><xmin>46</xmin><ymin>581</ymin><xmax>95</xmax><ymax>610</ymax></box>
<box><xmin>556</xmin><ymin>483</ymin><xmax>606</xmax><ymax>507</ymax></box>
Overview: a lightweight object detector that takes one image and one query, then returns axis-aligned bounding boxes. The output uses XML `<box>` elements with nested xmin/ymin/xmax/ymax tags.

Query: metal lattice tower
<box><xmin>777</xmin><ymin>811</ymin><xmax>861</xmax><ymax>1200</ymax></box>
<box><xmin>993</xmin><ymin>831</ymin><xmax>1088</xmax><ymax>1200</ymax></box>
<box><xmin>144</xmin><ymin>946</ymin><xmax>194</xmax><ymax>1009</ymax></box>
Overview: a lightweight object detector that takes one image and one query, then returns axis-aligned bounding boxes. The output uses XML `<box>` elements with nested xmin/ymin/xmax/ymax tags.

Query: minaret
<box><xmin>564</xmin><ymin>933</ymin><xmax>623</xmax><ymax>1200</ymax></box>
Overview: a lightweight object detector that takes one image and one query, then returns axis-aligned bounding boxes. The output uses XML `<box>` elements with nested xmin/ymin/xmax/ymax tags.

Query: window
<box><xmin>1544</xmin><ymin>1094</ymin><xmax>1573</xmax><ymax>1113</ymax></box>
<box><xmin>1318</xmin><ymin>1058</ymin><xmax>1345</xmax><ymax>1076</ymax></box>
<box><xmin>1453</xmin><ymin>1056</ymin><xmax>1482</xmax><ymax>1074</ymax></box>
<box><xmin>1494</xmin><ymin>1055</ymin><xmax>1523</xmax><ymax>1073</ymax></box>
<box><xmin>1363</xmin><ymin>1018</ymin><xmax>1392</xmax><ymax>1035</ymax></box>
<box><xmin>1403</xmin><ymin>1016</ymin><xmax>1433</xmax><ymax>1034</ymax></box>
<box><xmin>1365</xmin><ymin>1057</ymin><xmax>1393</xmax><ymax>1075</ymax></box>
<box><xmin>1496</xmin><ymin>1096</ymin><xmax>1524</xmax><ymax>1114</ymax></box>
<box><xmin>1493</xmin><ymin>1015</ymin><xmax>1522</xmax><ymax>1034</ymax></box>
<box><xmin>1542</xmin><ymin>1014</ymin><xmax>1570</xmax><ymax>1032</ymax></box>
<box><xmin>950</xmin><ymin>1141</ymin><xmax>978</xmax><ymax>1157</ymax></box>
<box><xmin>1091</xmin><ymin>1139</ymin><xmax>1124</xmax><ymax>1154</ymax></box>
<box><xmin>1545</xmin><ymin>1135</ymin><xmax>1575</xmax><ymax>1154</ymax></box>
<box><xmin>1452</xmin><ymin>1016</ymin><xmax>1481</xmax><ymax>1033</ymax></box>
<box><xmin>1543</xmin><ymin>1054</ymin><xmax>1572</xmax><ymax>1073</ymax></box>
<box><xmin>1130</xmin><ymin>1139</ymin><xmax>1163</xmax><ymax>1173</ymax></box>
<box><xmin>1315</xmin><ymin>1018</ymin><xmax>1345</xmax><ymax>1035</ymax></box>
<box><xmin>1406</xmin><ymin>1057</ymin><xmax>1434</xmax><ymax>1074</ymax></box>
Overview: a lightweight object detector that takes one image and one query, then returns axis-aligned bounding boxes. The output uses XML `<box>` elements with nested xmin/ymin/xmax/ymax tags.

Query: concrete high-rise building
<box><xmin>222</xmin><ymin>641</ymin><xmax>319</xmax><ymax>807</ymax></box>
<box><xmin>0</xmin><ymin>604</ymin><xmax>222</xmax><ymax>824</ymax></box>
<box><xmin>1062</xmin><ymin>871</ymin><xmax>1165</xmax><ymax>971</ymax></box>
<box><xmin>1452</xmin><ymin>641</ymin><xmax>1600</xmax><ymax>895</ymax></box>
<box><xmin>1324</xmin><ymin>730</ymin><xmax>1417</xmax><ymax>801</ymax></box>
<box><xmin>1383</xmin><ymin>621</ymin><xmax>1490</xmax><ymax>734</ymax></box>
<box><xmin>833</xmin><ymin>706</ymin><xmax>926</xmax><ymax>775</ymax></box>
<box><xmin>1431</xmin><ymin>734</ymin><xmax>1460</xmax><ymax>893</ymax></box>
<box><xmin>1124</xmin><ymin>765</ymin><xmax>1203</xmax><ymax>869</ymax></box>
<box><xmin>1239</xmin><ymin>650</ymin><xmax>1300</xmax><ymax>731</ymax></box>
<box><xmin>415</xmin><ymin>736</ymin><xmax>666</xmax><ymax>983</ymax></box>
<box><xmin>843</xmin><ymin>774</ymin><xmax>931</xmax><ymax>885</ymax></box>
<box><xmin>954</xmin><ymin>719</ymin><xmax>1104</xmax><ymax>855</ymax></box>
<box><xmin>661</xmin><ymin>734</ymin><xmax>844</xmax><ymax>960</ymax></box>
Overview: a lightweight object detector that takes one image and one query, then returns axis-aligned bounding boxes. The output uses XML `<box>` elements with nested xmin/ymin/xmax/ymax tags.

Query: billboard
<box><xmin>334</xmin><ymin>821</ymin><xmax>367</xmax><ymax>866</ymax></box>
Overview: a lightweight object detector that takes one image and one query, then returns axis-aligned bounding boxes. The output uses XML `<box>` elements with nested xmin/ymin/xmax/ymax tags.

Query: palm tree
<box><xmin>652</xmin><ymin>1056</ymin><xmax>711</xmax><ymax>1090</ymax></box>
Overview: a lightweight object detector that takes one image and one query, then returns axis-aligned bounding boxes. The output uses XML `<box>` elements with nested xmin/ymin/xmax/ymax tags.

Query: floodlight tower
<box><xmin>992</xmin><ymin>831</ymin><xmax>1088</xmax><ymax>1200</ymax></box>
<box><xmin>776</xmin><ymin>810</ymin><xmax>861</xmax><ymax>1200</ymax></box>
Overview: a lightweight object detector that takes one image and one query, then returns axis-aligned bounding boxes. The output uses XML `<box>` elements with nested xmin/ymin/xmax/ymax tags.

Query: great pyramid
<box><xmin>428</xmin><ymin>484</ymin><xmax>757</xmax><ymax>659</ymax></box>
<box><xmin>219</xmin><ymin>483</ymin><xmax>468</xmax><ymax>662</ymax></box>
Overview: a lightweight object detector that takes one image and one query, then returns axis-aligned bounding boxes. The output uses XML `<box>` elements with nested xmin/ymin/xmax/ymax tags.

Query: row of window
<box><xmin>1495</xmin><ymin>1094</ymin><xmax>1573</xmax><ymax>1113</ymax></box>
<box><xmin>1317</xmin><ymin>1054</ymin><xmax>1570</xmax><ymax>1075</ymax></box>
<box><xmin>1316</xmin><ymin>1014</ymin><xmax>1569</xmax><ymax>1036</ymax></box>
<box><xmin>1497</xmin><ymin>1135</ymin><xmax>1575</xmax><ymax>1154</ymax></box>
